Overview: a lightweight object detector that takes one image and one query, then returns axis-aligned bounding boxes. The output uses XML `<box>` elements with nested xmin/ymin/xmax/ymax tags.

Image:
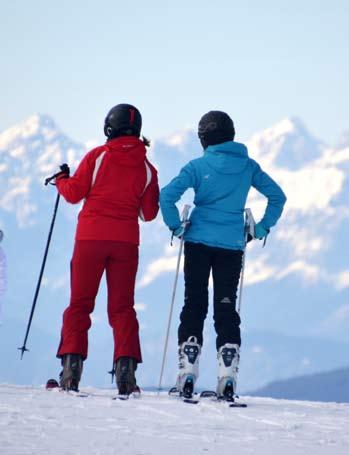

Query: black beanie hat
<box><xmin>198</xmin><ymin>111</ymin><xmax>235</xmax><ymax>149</ymax></box>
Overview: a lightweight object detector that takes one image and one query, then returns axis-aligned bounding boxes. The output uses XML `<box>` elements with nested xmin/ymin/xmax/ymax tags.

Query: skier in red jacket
<box><xmin>55</xmin><ymin>104</ymin><xmax>159</xmax><ymax>394</ymax></box>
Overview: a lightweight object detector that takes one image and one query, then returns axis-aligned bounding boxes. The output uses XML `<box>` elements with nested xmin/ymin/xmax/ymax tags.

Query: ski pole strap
<box><xmin>44</xmin><ymin>164</ymin><xmax>70</xmax><ymax>186</ymax></box>
<box><xmin>45</xmin><ymin>173</ymin><xmax>57</xmax><ymax>186</ymax></box>
<box><xmin>45</xmin><ymin>171</ymin><xmax>65</xmax><ymax>186</ymax></box>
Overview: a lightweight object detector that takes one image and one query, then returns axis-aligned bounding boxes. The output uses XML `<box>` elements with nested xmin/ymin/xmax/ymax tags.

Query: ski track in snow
<box><xmin>0</xmin><ymin>385</ymin><xmax>349</xmax><ymax>454</ymax></box>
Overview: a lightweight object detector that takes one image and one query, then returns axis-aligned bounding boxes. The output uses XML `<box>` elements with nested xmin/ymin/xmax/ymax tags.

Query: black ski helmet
<box><xmin>198</xmin><ymin>111</ymin><xmax>235</xmax><ymax>149</ymax></box>
<box><xmin>104</xmin><ymin>104</ymin><xmax>142</xmax><ymax>139</ymax></box>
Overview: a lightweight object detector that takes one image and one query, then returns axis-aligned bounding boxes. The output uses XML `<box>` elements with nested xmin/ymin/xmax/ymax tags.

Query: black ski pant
<box><xmin>178</xmin><ymin>241</ymin><xmax>243</xmax><ymax>351</ymax></box>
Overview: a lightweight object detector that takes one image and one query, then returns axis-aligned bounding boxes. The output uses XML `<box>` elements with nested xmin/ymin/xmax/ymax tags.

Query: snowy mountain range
<box><xmin>1</xmin><ymin>114</ymin><xmax>349</xmax><ymax>393</ymax></box>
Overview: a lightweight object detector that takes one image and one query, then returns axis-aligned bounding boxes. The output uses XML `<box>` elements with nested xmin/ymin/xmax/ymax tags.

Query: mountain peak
<box><xmin>0</xmin><ymin>113</ymin><xmax>61</xmax><ymax>151</ymax></box>
<box><xmin>247</xmin><ymin>117</ymin><xmax>324</xmax><ymax>170</ymax></box>
<box><xmin>23</xmin><ymin>113</ymin><xmax>58</xmax><ymax>131</ymax></box>
<box><xmin>257</xmin><ymin>117</ymin><xmax>307</xmax><ymax>141</ymax></box>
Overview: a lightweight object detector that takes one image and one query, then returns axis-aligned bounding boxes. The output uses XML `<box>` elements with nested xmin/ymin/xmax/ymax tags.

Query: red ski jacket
<box><xmin>56</xmin><ymin>136</ymin><xmax>159</xmax><ymax>245</ymax></box>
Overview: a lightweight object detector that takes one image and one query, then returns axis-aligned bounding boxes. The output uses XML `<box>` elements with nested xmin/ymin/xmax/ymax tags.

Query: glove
<box><xmin>55</xmin><ymin>163</ymin><xmax>70</xmax><ymax>182</ymax></box>
<box><xmin>254</xmin><ymin>222</ymin><xmax>270</xmax><ymax>240</ymax></box>
<box><xmin>59</xmin><ymin>163</ymin><xmax>70</xmax><ymax>177</ymax></box>
<box><xmin>172</xmin><ymin>221</ymin><xmax>190</xmax><ymax>239</ymax></box>
<box><xmin>246</xmin><ymin>233</ymin><xmax>254</xmax><ymax>243</ymax></box>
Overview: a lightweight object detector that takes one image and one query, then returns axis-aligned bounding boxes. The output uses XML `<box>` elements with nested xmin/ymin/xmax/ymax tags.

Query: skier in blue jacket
<box><xmin>160</xmin><ymin>111</ymin><xmax>286</xmax><ymax>400</ymax></box>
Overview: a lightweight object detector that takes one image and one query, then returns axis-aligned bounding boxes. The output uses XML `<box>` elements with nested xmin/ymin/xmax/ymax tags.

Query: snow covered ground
<box><xmin>1</xmin><ymin>385</ymin><xmax>349</xmax><ymax>454</ymax></box>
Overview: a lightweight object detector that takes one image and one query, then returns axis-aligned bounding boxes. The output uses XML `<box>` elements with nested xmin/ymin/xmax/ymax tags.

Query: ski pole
<box><xmin>157</xmin><ymin>204</ymin><xmax>191</xmax><ymax>393</ymax></box>
<box><xmin>234</xmin><ymin>208</ymin><xmax>255</xmax><ymax>398</ymax></box>
<box><xmin>18</xmin><ymin>171</ymin><xmax>63</xmax><ymax>358</ymax></box>
<box><xmin>237</xmin><ymin>208</ymin><xmax>255</xmax><ymax>315</ymax></box>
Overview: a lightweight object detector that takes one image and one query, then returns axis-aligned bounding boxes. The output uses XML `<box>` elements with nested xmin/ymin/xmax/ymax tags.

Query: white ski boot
<box><xmin>176</xmin><ymin>336</ymin><xmax>201</xmax><ymax>398</ymax></box>
<box><xmin>216</xmin><ymin>343</ymin><xmax>240</xmax><ymax>401</ymax></box>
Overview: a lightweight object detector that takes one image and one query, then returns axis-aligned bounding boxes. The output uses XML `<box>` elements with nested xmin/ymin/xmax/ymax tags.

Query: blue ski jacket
<box><xmin>160</xmin><ymin>141</ymin><xmax>286</xmax><ymax>251</ymax></box>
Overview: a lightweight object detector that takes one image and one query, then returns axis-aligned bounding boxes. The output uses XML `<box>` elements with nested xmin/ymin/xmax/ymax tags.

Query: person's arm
<box><xmin>160</xmin><ymin>162</ymin><xmax>195</xmax><ymax>230</ymax></box>
<box><xmin>139</xmin><ymin>162</ymin><xmax>160</xmax><ymax>221</ymax></box>
<box><xmin>251</xmin><ymin>161</ymin><xmax>287</xmax><ymax>229</ymax></box>
<box><xmin>56</xmin><ymin>150</ymin><xmax>97</xmax><ymax>204</ymax></box>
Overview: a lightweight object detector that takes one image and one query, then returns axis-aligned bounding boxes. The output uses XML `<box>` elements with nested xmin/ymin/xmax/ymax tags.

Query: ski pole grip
<box><xmin>244</xmin><ymin>208</ymin><xmax>256</xmax><ymax>240</ymax></box>
<box><xmin>44</xmin><ymin>171</ymin><xmax>62</xmax><ymax>186</ymax></box>
<box><xmin>181</xmin><ymin>204</ymin><xmax>191</xmax><ymax>223</ymax></box>
<box><xmin>44</xmin><ymin>164</ymin><xmax>69</xmax><ymax>186</ymax></box>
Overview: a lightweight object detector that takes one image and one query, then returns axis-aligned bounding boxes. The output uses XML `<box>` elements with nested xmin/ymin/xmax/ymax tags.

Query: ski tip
<box><xmin>46</xmin><ymin>379</ymin><xmax>59</xmax><ymax>390</ymax></box>
<box><xmin>168</xmin><ymin>386</ymin><xmax>179</xmax><ymax>396</ymax></box>
<box><xmin>60</xmin><ymin>389</ymin><xmax>89</xmax><ymax>397</ymax></box>
<box><xmin>113</xmin><ymin>385</ymin><xmax>141</xmax><ymax>400</ymax></box>
<box><xmin>229</xmin><ymin>402</ymin><xmax>247</xmax><ymax>408</ymax></box>
<box><xmin>112</xmin><ymin>395</ymin><xmax>130</xmax><ymax>401</ymax></box>
<box><xmin>183</xmin><ymin>398</ymin><xmax>199</xmax><ymax>404</ymax></box>
<box><xmin>200</xmin><ymin>390</ymin><xmax>217</xmax><ymax>398</ymax></box>
<box><xmin>76</xmin><ymin>392</ymin><xmax>89</xmax><ymax>398</ymax></box>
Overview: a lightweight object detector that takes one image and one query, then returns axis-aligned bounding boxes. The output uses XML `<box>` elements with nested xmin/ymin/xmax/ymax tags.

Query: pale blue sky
<box><xmin>1</xmin><ymin>0</ymin><xmax>348</xmax><ymax>145</ymax></box>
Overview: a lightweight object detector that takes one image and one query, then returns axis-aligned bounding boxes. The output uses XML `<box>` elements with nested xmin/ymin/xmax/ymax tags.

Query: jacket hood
<box><xmin>106</xmin><ymin>136</ymin><xmax>146</xmax><ymax>166</ymax></box>
<box><xmin>203</xmin><ymin>141</ymin><xmax>249</xmax><ymax>174</ymax></box>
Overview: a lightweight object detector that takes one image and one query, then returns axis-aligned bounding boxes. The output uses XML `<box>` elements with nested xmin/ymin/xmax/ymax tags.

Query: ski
<box><xmin>169</xmin><ymin>387</ymin><xmax>246</xmax><ymax>406</ymax></box>
<box><xmin>112</xmin><ymin>394</ymin><xmax>129</xmax><ymax>401</ymax></box>
<box><xmin>182</xmin><ymin>396</ymin><xmax>199</xmax><ymax>405</ymax></box>
<box><xmin>168</xmin><ymin>386</ymin><xmax>199</xmax><ymax>404</ymax></box>
<box><xmin>63</xmin><ymin>390</ymin><xmax>89</xmax><ymax>398</ymax></box>
<box><xmin>51</xmin><ymin>388</ymin><xmax>89</xmax><ymax>398</ymax></box>
<box><xmin>112</xmin><ymin>392</ymin><xmax>141</xmax><ymax>401</ymax></box>
<box><xmin>46</xmin><ymin>378</ymin><xmax>87</xmax><ymax>397</ymax></box>
<box><xmin>112</xmin><ymin>386</ymin><xmax>141</xmax><ymax>401</ymax></box>
<box><xmin>228</xmin><ymin>402</ymin><xmax>247</xmax><ymax>408</ymax></box>
<box><xmin>46</xmin><ymin>378</ymin><xmax>142</xmax><ymax>401</ymax></box>
<box><xmin>200</xmin><ymin>390</ymin><xmax>247</xmax><ymax>407</ymax></box>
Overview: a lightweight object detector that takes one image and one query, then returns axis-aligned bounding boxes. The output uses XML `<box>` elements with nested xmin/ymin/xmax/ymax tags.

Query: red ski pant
<box><xmin>57</xmin><ymin>240</ymin><xmax>142</xmax><ymax>362</ymax></box>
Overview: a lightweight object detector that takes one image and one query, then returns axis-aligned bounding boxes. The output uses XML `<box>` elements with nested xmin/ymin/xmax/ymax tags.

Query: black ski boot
<box><xmin>115</xmin><ymin>357</ymin><xmax>139</xmax><ymax>396</ymax></box>
<box><xmin>222</xmin><ymin>379</ymin><xmax>235</xmax><ymax>402</ymax></box>
<box><xmin>182</xmin><ymin>375</ymin><xmax>194</xmax><ymax>399</ymax></box>
<box><xmin>59</xmin><ymin>353</ymin><xmax>83</xmax><ymax>392</ymax></box>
